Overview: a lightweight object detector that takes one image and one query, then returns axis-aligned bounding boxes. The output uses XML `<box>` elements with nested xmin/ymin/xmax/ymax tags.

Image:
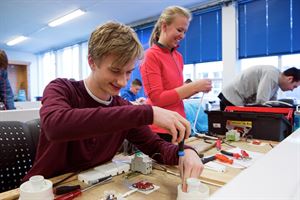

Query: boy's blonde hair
<box><xmin>150</xmin><ymin>6</ymin><xmax>192</xmax><ymax>47</ymax></box>
<box><xmin>88</xmin><ymin>21</ymin><xmax>143</xmax><ymax>69</ymax></box>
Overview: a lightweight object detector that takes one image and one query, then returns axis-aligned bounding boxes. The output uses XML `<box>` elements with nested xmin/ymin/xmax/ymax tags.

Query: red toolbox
<box><xmin>206</xmin><ymin>106</ymin><xmax>293</xmax><ymax>141</ymax></box>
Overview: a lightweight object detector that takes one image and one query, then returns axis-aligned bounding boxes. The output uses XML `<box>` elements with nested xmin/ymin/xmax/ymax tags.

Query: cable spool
<box><xmin>19</xmin><ymin>175</ymin><xmax>54</xmax><ymax>200</ymax></box>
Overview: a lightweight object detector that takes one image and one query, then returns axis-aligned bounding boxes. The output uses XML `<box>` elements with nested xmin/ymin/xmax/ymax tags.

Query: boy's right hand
<box><xmin>152</xmin><ymin>106</ymin><xmax>190</xmax><ymax>143</ymax></box>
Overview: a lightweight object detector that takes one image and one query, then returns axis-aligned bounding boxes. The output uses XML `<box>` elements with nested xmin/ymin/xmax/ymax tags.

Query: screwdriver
<box><xmin>178</xmin><ymin>131</ymin><xmax>185</xmax><ymax>157</ymax></box>
<box><xmin>54</xmin><ymin>185</ymin><xmax>81</xmax><ymax>195</ymax></box>
<box><xmin>54</xmin><ymin>175</ymin><xmax>112</xmax><ymax>200</ymax></box>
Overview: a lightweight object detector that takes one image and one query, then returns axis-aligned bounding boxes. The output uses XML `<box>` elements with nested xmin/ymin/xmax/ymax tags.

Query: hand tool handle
<box><xmin>201</xmin><ymin>155</ymin><xmax>216</xmax><ymax>164</ymax></box>
<box><xmin>220</xmin><ymin>150</ymin><xmax>241</xmax><ymax>159</ymax></box>
<box><xmin>215</xmin><ymin>138</ymin><xmax>221</xmax><ymax>150</ymax></box>
<box><xmin>55</xmin><ymin>185</ymin><xmax>81</xmax><ymax>195</ymax></box>
<box><xmin>215</xmin><ymin>154</ymin><xmax>233</xmax><ymax>164</ymax></box>
<box><xmin>178</xmin><ymin>131</ymin><xmax>185</xmax><ymax>157</ymax></box>
<box><xmin>54</xmin><ymin>189</ymin><xmax>81</xmax><ymax>200</ymax></box>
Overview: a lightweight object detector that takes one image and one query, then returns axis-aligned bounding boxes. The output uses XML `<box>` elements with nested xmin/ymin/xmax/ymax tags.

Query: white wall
<box><xmin>4</xmin><ymin>49</ymin><xmax>38</xmax><ymax>101</ymax></box>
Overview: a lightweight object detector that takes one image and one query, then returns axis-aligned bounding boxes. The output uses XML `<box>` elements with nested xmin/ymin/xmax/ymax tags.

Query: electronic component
<box><xmin>78</xmin><ymin>170</ymin><xmax>107</xmax><ymax>185</ymax></box>
<box><xmin>132</xmin><ymin>180</ymin><xmax>154</xmax><ymax>191</ymax></box>
<box><xmin>130</xmin><ymin>153</ymin><xmax>152</xmax><ymax>174</ymax></box>
<box><xmin>94</xmin><ymin>162</ymin><xmax>118</xmax><ymax>176</ymax></box>
<box><xmin>225</xmin><ymin>129</ymin><xmax>240</xmax><ymax>141</ymax></box>
<box><xmin>78</xmin><ymin>161</ymin><xmax>130</xmax><ymax>185</ymax></box>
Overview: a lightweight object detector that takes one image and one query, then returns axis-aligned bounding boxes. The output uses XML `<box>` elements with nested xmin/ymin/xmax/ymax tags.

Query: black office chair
<box><xmin>26</xmin><ymin>118</ymin><xmax>41</xmax><ymax>151</ymax></box>
<box><xmin>0</xmin><ymin>120</ymin><xmax>40</xmax><ymax>193</ymax></box>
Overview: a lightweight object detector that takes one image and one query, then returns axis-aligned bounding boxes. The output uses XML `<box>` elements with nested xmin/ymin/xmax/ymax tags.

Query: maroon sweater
<box><xmin>23</xmin><ymin>78</ymin><xmax>181</xmax><ymax>180</ymax></box>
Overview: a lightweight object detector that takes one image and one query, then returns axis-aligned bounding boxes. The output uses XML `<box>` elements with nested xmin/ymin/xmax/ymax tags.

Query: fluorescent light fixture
<box><xmin>6</xmin><ymin>36</ymin><xmax>28</xmax><ymax>46</ymax></box>
<box><xmin>48</xmin><ymin>9</ymin><xmax>85</xmax><ymax>27</ymax></box>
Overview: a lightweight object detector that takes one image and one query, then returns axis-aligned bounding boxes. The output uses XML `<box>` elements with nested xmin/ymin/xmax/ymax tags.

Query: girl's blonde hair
<box><xmin>88</xmin><ymin>21</ymin><xmax>143</xmax><ymax>69</ymax></box>
<box><xmin>149</xmin><ymin>6</ymin><xmax>192</xmax><ymax>47</ymax></box>
<box><xmin>0</xmin><ymin>50</ymin><xmax>8</xmax><ymax>70</ymax></box>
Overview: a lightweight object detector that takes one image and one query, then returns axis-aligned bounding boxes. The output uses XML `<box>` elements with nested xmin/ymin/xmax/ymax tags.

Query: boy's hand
<box><xmin>136</xmin><ymin>97</ymin><xmax>146</xmax><ymax>104</ymax></box>
<box><xmin>179</xmin><ymin>149</ymin><xmax>204</xmax><ymax>192</ymax></box>
<box><xmin>152</xmin><ymin>106</ymin><xmax>190</xmax><ymax>143</ymax></box>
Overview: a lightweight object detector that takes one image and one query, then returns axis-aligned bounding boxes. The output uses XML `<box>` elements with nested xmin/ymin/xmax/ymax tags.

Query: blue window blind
<box><xmin>239</xmin><ymin>0</ymin><xmax>300</xmax><ymax>58</ymax></box>
<box><xmin>293</xmin><ymin>0</ymin><xmax>300</xmax><ymax>52</ymax></box>
<box><xmin>185</xmin><ymin>14</ymin><xmax>201</xmax><ymax>63</ymax></box>
<box><xmin>239</xmin><ymin>0</ymin><xmax>267</xmax><ymax>57</ymax></box>
<box><xmin>136</xmin><ymin>25</ymin><xmax>154</xmax><ymax>50</ymax></box>
<box><xmin>179</xmin><ymin>6</ymin><xmax>222</xmax><ymax>64</ymax></box>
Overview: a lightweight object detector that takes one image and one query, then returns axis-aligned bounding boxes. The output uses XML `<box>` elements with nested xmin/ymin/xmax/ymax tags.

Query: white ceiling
<box><xmin>0</xmin><ymin>0</ymin><xmax>211</xmax><ymax>54</ymax></box>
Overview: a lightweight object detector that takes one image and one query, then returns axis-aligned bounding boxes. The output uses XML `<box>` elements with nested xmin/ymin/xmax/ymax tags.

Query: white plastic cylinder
<box><xmin>19</xmin><ymin>175</ymin><xmax>54</xmax><ymax>200</ymax></box>
<box><xmin>187</xmin><ymin>178</ymin><xmax>201</xmax><ymax>192</ymax></box>
<box><xmin>177</xmin><ymin>178</ymin><xmax>209</xmax><ymax>200</ymax></box>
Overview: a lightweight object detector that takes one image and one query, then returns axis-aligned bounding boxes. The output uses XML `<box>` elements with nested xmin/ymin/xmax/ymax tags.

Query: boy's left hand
<box><xmin>178</xmin><ymin>149</ymin><xmax>204</xmax><ymax>192</ymax></box>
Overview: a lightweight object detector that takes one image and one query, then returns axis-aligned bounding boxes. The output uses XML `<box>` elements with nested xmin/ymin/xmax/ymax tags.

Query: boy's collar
<box><xmin>83</xmin><ymin>79</ymin><xmax>112</xmax><ymax>105</ymax></box>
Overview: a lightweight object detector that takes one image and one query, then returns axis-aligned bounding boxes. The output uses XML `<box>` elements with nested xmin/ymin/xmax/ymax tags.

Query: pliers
<box><xmin>220</xmin><ymin>150</ymin><xmax>252</xmax><ymax>160</ymax></box>
<box><xmin>201</xmin><ymin>154</ymin><xmax>233</xmax><ymax>165</ymax></box>
<box><xmin>220</xmin><ymin>150</ymin><xmax>242</xmax><ymax>160</ymax></box>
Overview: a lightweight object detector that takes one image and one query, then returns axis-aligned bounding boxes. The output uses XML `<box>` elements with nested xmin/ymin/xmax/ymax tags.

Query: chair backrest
<box><xmin>25</xmin><ymin>118</ymin><xmax>41</xmax><ymax>152</ymax></box>
<box><xmin>0</xmin><ymin>120</ymin><xmax>40</xmax><ymax>193</ymax></box>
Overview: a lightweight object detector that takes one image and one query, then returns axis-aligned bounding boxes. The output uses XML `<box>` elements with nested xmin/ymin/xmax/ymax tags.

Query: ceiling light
<box><xmin>6</xmin><ymin>36</ymin><xmax>28</xmax><ymax>46</ymax></box>
<box><xmin>48</xmin><ymin>9</ymin><xmax>85</xmax><ymax>27</ymax></box>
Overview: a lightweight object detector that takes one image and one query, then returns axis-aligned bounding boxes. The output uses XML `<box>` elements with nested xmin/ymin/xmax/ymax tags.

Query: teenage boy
<box><xmin>121</xmin><ymin>78</ymin><xmax>146</xmax><ymax>104</ymax></box>
<box><xmin>24</xmin><ymin>21</ymin><xmax>203</xmax><ymax>192</ymax></box>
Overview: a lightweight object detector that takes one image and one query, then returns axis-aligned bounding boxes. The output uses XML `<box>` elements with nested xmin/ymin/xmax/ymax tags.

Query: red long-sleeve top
<box><xmin>23</xmin><ymin>78</ymin><xmax>182</xmax><ymax>181</ymax></box>
<box><xmin>141</xmin><ymin>43</ymin><xmax>185</xmax><ymax>134</ymax></box>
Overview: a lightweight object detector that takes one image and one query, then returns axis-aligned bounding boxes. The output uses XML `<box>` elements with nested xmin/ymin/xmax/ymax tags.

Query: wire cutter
<box><xmin>220</xmin><ymin>150</ymin><xmax>242</xmax><ymax>160</ymax></box>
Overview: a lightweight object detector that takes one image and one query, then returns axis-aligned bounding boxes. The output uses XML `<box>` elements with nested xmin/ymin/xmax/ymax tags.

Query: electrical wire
<box><xmin>193</xmin><ymin>93</ymin><xmax>205</xmax><ymax>133</ymax></box>
<box><xmin>53</xmin><ymin>172</ymin><xmax>79</xmax><ymax>187</ymax></box>
<box><xmin>263</xmin><ymin>100</ymin><xmax>293</xmax><ymax>107</ymax></box>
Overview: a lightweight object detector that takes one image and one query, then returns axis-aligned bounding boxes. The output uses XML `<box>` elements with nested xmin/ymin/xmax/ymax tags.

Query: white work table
<box><xmin>0</xmin><ymin>108</ymin><xmax>40</xmax><ymax>122</ymax></box>
<box><xmin>209</xmin><ymin>129</ymin><xmax>300</xmax><ymax>200</ymax></box>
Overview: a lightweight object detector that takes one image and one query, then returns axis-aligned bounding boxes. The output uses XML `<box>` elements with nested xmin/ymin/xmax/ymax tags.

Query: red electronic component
<box><xmin>132</xmin><ymin>180</ymin><xmax>154</xmax><ymax>191</ymax></box>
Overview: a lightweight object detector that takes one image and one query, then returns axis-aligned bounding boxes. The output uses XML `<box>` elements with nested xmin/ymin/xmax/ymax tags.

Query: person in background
<box><xmin>218</xmin><ymin>65</ymin><xmax>300</xmax><ymax>111</ymax></box>
<box><xmin>0</xmin><ymin>50</ymin><xmax>15</xmax><ymax>110</ymax></box>
<box><xmin>141</xmin><ymin>6</ymin><xmax>212</xmax><ymax>142</ymax></box>
<box><xmin>121</xmin><ymin>78</ymin><xmax>146</xmax><ymax>104</ymax></box>
<box><xmin>23</xmin><ymin>21</ymin><xmax>203</xmax><ymax>192</ymax></box>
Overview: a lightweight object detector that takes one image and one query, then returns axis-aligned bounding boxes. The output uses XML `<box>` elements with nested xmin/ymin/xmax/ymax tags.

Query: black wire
<box><xmin>53</xmin><ymin>171</ymin><xmax>79</xmax><ymax>187</ymax></box>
